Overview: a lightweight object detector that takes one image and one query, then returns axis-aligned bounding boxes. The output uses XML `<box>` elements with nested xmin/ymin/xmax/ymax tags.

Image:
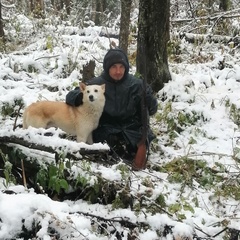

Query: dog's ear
<box><xmin>79</xmin><ymin>82</ymin><xmax>86</xmax><ymax>91</ymax></box>
<box><xmin>101</xmin><ymin>84</ymin><xmax>106</xmax><ymax>92</ymax></box>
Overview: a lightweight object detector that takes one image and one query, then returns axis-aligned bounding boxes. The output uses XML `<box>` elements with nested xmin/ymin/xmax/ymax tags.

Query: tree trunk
<box><xmin>30</xmin><ymin>0</ymin><xmax>34</xmax><ymax>12</ymax></box>
<box><xmin>119</xmin><ymin>0</ymin><xmax>132</xmax><ymax>54</ymax></box>
<box><xmin>219</xmin><ymin>0</ymin><xmax>230</xmax><ymax>11</ymax></box>
<box><xmin>65</xmin><ymin>0</ymin><xmax>71</xmax><ymax>15</ymax></box>
<box><xmin>0</xmin><ymin>1</ymin><xmax>4</xmax><ymax>38</ymax></box>
<box><xmin>94</xmin><ymin>0</ymin><xmax>107</xmax><ymax>26</ymax></box>
<box><xmin>136</xmin><ymin>0</ymin><xmax>171</xmax><ymax>92</ymax></box>
<box><xmin>82</xmin><ymin>60</ymin><xmax>96</xmax><ymax>82</ymax></box>
<box><xmin>55</xmin><ymin>0</ymin><xmax>64</xmax><ymax>11</ymax></box>
<box><xmin>30</xmin><ymin>0</ymin><xmax>45</xmax><ymax>18</ymax></box>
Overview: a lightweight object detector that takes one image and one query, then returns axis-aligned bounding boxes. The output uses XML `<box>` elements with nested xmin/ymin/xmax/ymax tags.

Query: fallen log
<box><xmin>179</xmin><ymin>32</ymin><xmax>240</xmax><ymax>46</ymax></box>
<box><xmin>0</xmin><ymin>135</ymin><xmax>109</xmax><ymax>158</ymax></box>
<box><xmin>0</xmin><ymin>134</ymin><xmax>112</xmax><ymax>191</ymax></box>
<box><xmin>0</xmin><ymin>134</ymin><xmax>112</xmax><ymax>176</ymax></box>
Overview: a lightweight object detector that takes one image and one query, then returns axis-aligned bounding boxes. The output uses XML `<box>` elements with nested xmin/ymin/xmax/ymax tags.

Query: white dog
<box><xmin>23</xmin><ymin>83</ymin><xmax>105</xmax><ymax>144</ymax></box>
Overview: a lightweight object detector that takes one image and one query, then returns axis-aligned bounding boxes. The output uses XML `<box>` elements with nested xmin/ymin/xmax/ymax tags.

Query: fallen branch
<box><xmin>21</xmin><ymin>159</ymin><xmax>27</xmax><ymax>188</ymax></box>
<box><xmin>178</xmin><ymin>32</ymin><xmax>238</xmax><ymax>45</ymax></box>
<box><xmin>72</xmin><ymin>211</ymin><xmax>142</xmax><ymax>229</ymax></box>
<box><xmin>171</xmin><ymin>8</ymin><xmax>240</xmax><ymax>24</ymax></box>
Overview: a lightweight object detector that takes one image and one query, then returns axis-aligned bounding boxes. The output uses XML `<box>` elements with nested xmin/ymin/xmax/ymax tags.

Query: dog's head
<box><xmin>80</xmin><ymin>82</ymin><xmax>105</xmax><ymax>103</ymax></box>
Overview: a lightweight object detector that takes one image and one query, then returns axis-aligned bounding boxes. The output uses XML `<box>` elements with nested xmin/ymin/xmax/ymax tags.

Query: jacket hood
<box><xmin>103</xmin><ymin>48</ymin><xmax>129</xmax><ymax>74</ymax></box>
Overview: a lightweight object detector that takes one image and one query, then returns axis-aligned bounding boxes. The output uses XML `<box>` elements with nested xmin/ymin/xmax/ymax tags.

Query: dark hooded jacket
<box><xmin>66</xmin><ymin>49</ymin><xmax>158</xmax><ymax>150</ymax></box>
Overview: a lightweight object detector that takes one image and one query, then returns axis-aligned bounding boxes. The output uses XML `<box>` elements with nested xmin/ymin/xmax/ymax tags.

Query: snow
<box><xmin>1</xmin><ymin>13</ymin><xmax>240</xmax><ymax>240</ymax></box>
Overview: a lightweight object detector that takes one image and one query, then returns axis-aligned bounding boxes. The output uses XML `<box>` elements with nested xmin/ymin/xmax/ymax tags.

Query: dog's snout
<box><xmin>89</xmin><ymin>95</ymin><xmax>94</xmax><ymax>102</ymax></box>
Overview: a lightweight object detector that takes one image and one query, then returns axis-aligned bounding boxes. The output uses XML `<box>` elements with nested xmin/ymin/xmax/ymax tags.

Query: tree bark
<box><xmin>219</xmin><ymin>0</ymin><xmax>230</xmax><ymax>11</ymax></box>
<box><xmin>119</xmin><ymin>0</ymin><xmax>132</xmax><ymax>54</ymax></box>
<box><xmin>137</xmin><ymin>0</ymin><xmax>171</xmax><ymax>92</ymax></box>
<box><xmin>65</xmin><ymin>0</ymin><xmax>71</xmax><ymax>15</ymax></box>
<box><xmin>0</xmin><ymin>1</ymin><xmax>4</xmax><ymax>38</ymax></box>
<box><xmin>82</xmin><ymin>60</ymin><xmax>96</xmax><ymax>82</ymax></box>
<box><xmin>93</xmin><ymin>0</ymin><xmax>107</xmax><ymax>26</ymax></box>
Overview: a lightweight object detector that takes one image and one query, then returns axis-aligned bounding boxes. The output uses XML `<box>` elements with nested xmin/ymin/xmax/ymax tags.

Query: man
<box><xmin>66</xmin><ymin>48</ymin><xmax>158</xmax><ymax>161</ymax></box>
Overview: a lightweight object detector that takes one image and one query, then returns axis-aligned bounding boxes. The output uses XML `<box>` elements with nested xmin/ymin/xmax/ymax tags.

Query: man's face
<box><xmin>109</xmin><ymin>63</ymin><xmax>125</xmax><ymax>81</ymax></box>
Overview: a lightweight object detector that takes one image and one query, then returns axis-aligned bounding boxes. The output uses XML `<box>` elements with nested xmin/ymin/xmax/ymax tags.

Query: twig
<box><xmin>91</xmin><ymin>54</ymin><xmax>102</xmax><ymax>64</ymax></box>
<box><xmin>189</xmin><ymin>151</ymin><xmax>232</xmax><ymax>158</ymax></box>
<box><xmin>13</xmin><ymin>103</ymin><xmax>24</xmax><ymax>131</ymax></box>
<box><xmin>21</xmin><ymin>159</ymin><xmax>27</xmax><ymax>188</ymax></box>
<box><xmin>34</xmin><ymin>55</ymin><xmax>60</xmax><ymax>61</ymax></box>
<box><xmin>71</xmin><ymin>210</ymin><xmax>142</xmax><ymax>229</ymax></box>
<box><xmin>142</xmin><ymin>195</ymin><xmax>173</xmax><ymax>217</ymax></box>
<box><xmin>212</xmin><ymin>227</ymin><xmax>228</xmax><ymax>238</ymax></box>
<box><xmin>194</xmin><ymin>223</ymin><xmax>212</xmax><ymax>238</ymax></box>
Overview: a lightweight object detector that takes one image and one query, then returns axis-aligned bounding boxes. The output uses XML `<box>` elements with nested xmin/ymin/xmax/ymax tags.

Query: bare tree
<box><xmin>30</xmin><ymin>0</ymin><xmax>45</xmax><ymax>18</ymax></box>
<box><xmin>50</xmin><ymin>0</ymin><xmax>72</xmax><ymax>16</ymax></box>
<box><xmin>119</xmin><ymin>0</ymin><xmax>132</xmax><ymax>53</ymax></box>
<box><xmin>91</xmin><ymin>0</ymin><xmax>107</xmax><ymax>26</ymax></box>
<box><xmin>137</xmin><ymin>0</ymin><xmax>171</xmax><ymax>92</ymax></box>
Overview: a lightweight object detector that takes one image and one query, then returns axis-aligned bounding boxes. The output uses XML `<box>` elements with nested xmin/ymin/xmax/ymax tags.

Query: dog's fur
<box><xmin>23</xmin><ymin>83</ymin><xmax>105</xmax><ymax>144</ymax></box>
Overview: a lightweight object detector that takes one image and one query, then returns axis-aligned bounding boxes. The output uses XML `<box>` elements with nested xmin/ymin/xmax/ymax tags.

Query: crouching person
<box><xmin>66</xmin><ymin>48</ymin><xmax>158</xmax><ymax>166</ymax></box>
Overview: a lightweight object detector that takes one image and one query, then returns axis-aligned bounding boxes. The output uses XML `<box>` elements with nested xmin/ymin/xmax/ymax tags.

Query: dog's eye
<box><xmin>87</xmin><ymin>90</ymin><xmax>90</xmax><ymax>93</ymax></box>
<box><xmin>94</xmin><ymin>89</ymin><xmax>98</xmax><ymax>92</ymax></box>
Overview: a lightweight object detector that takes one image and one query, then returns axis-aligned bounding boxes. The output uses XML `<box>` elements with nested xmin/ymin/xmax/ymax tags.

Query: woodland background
<box><xmin>0</xmin><ymin>0</ymin><xmax>240</xmax><ymax>239</ymax></box>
